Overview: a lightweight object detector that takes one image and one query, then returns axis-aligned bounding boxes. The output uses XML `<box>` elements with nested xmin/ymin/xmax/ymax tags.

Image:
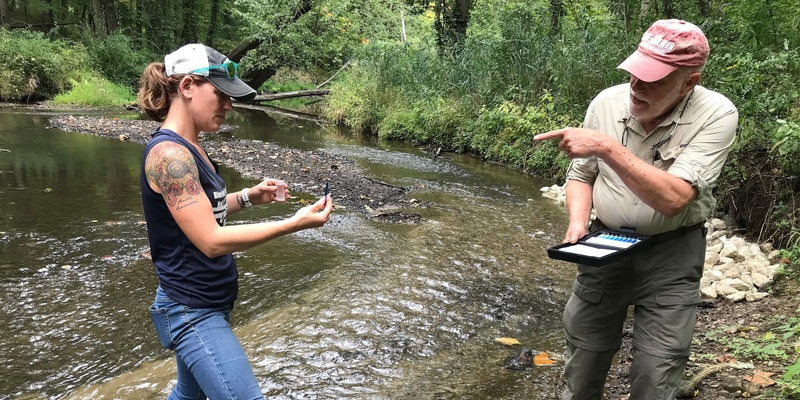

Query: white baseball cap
<box><xmin>164</xmin><ymin>43</ymin><xmax>257</xmax><ymax>102</ymax></box>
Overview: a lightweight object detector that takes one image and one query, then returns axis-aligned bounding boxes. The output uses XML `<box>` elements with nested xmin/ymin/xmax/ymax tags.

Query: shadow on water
<box><xmin>1</xmin><ymin>108</ymin><xmax>574</xmax><ymax>399</ymax></box>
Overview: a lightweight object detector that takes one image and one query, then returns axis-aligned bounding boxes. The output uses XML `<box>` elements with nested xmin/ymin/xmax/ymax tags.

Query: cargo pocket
<box><xmin>573</xmin><ymin>280</ymin><xmax>604</xmax><ymax>304</ymax></box>
<box><xmin>148</xmin><ymin>305</ymin><xmax>175</xmax><ymax>350</ymax></box>
<box><xmin>656</xmin><ymin>288</ymin><xmax>700</xmax><ymax>306</ymax></box>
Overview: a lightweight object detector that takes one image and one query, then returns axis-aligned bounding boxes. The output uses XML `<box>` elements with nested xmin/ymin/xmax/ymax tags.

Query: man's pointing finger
<box><xmin>533</xmin><ymin>129</ymin><xmax>566</xmax><ymax>141</ymax></box>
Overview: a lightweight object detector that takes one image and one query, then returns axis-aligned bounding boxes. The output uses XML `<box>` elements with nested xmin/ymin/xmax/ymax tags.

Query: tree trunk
<box><xmin>663</xmin><ymin>0</ymin><xmax>674</xmax><ymax>19</ymax></box>
<box><xmin>104</xmin><ymin>0</ymin><xmax>118</xmax><ymax>33</ymax></box>
<box><xmin>207</xmin><ymin>0</ymin><xmax>220</xmax><ymax>46</ymax></box>
<box><xmin>92</xmin><ymin>0</ymin><xmax>105</xmax><ymax>35</ymax></box>
<box><xmin>698</xmin><ymin>0</ymin><xmax>709</xmax><ymax>17</ymax></box>
<box><xmin>182</xmin><ymin>0</ymin><xmax>198</xmax><ymax>43</ymax></box>
<box><xmin>550</xmin><ymin>0</ymin><xmax>564</xmax><ymax>32</ymax></box>
<box><xmin>1</xmin><ymin>0</ymin><xmax>10</xmax><ymax>28</ymax></box>
<box><xmin>134</xmin><ymin>0</ymin><xmax>145</xmax><ymax>46</ymax></box>
<box><xmin>640</xmin><ymin>0</ymin><xmax>651</xmax><ymax>23</ymax></box>
<box><xmin>434</xmin><ymin>0</ymin><xmax>474</xmax><ymax>56</ymax></box>
<box><xmin>243</xmin><ymin>66</ymin><xmax>278</xmax><ymax>92</ymax></box>
<box><xmin>43</xmin><ymin>0</ymin><xmax>55</xmax><ymax>30</ymax></box>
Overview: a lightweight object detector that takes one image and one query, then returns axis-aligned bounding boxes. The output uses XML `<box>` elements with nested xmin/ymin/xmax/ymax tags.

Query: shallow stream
<box><xmin>0</xmin><ymin>107</ymin><xmax>573</xmax><ymax>399</ymax></box>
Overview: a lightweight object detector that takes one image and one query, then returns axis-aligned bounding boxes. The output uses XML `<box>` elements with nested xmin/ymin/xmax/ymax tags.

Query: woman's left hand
<box><xmin>245</xmin><ymin>178</ymin><xmax>289</xmax><ymax>205</ymax></box>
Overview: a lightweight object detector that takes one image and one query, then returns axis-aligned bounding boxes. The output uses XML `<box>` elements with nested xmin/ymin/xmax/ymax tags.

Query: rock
<box><xmin>725</xmin><ymin>291</ymin><xmax>746</xmax><ymax>302</ymax></box>
<box><xmin>721</xmin><ymin>278</ymin><xmax>751</xmax><ymax>292</ymax></box>
<box><xmin>701</xmin><ymin>285</ymin><xmax>718</xmax><ymax>299</ymax></box>
<box><xmin>705</xmin><ymin>252</ymin><xmax>720</xmax><ymax>266</ymax></box>
<box><xmin>714</xmin><ymin>281</ymin><xmax>737</xmax><ymax>297</ymax></box>
<box><xmin>745</xmin><ymin>291</ymin><xmax>769</xmax><ymax>302</ymax></box>
<box><xmin>751</xmin><ymin>272</ymin><xmax>772</xmax><ymax>289</ymax></box>
<box><xmin>720</xmin><ymin>374</ymin><xmax>743</xmax><ymax>392</ymax></box>
<box><xmin>506</xmin><ymin>348</ymin><xmax>534</xmax><ymax>370</ymax></box>
<box><xmin>707</xmin><ymin>242</ymin><xmax>724</xmax><ymax>254</ymax></box>
<box><xmin>719</xmin><ymin>241</ymin><xmax>742</xmax><ymax>261</ymax></box>
<box><xmin>710</xmin><ymin>218</ymin><xmax>727</xmax><ymax>230</ymax></box>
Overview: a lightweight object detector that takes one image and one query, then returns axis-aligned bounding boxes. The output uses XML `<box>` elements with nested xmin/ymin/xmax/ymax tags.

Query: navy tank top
<box><xmin>140</xmin><ymin>129</ymin><xmax>238</xmax><ymax>308</ymax></box>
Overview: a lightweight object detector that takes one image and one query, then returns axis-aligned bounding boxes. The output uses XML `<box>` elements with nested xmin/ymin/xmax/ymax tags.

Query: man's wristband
<box><xmin>241</xmin><ymin>188</ymin><xmax>252</xmax><ymax>208</ymax></box>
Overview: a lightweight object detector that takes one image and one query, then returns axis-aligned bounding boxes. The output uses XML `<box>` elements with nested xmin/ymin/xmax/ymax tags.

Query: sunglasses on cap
<box><xmin>191</xmin><ymin>59</ymin><xmax>240</xmax><ymax>80</ymax></box>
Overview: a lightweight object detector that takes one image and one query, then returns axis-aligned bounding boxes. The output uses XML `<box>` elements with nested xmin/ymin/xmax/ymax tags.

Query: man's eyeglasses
<box><xmin>191</xmin><ymin>59</ymin><xmax>239</xmax><ymax>80</ymax></box>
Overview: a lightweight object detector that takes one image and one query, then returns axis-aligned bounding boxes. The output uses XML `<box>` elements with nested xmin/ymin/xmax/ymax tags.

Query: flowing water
<box><xmin>0</xmin><ymin>107</ymin><xmax>574</xmax><ymax>399</ymax></box>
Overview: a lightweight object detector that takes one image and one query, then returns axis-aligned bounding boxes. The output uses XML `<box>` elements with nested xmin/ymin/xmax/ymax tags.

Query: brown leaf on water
<box><xmin>533</xmin><ymin>352</ymin><xmax>556</xmax><ymax>366</ymax></box>
<box><xmin>494</xmin><ymin>337</ymin><xmax>521</xmax><ymax>346</ymax></box>
<box><xmin>742</xmin><ymin>370</ymin><xmax>775</xmax><ymax>386</ymax></box>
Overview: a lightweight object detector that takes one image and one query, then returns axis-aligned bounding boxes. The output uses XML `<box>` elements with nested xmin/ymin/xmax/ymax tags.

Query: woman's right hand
<box><xmin>291</xmin><ymin>195</ymin><xmax>333</xmax><ymax>229</ymax></box>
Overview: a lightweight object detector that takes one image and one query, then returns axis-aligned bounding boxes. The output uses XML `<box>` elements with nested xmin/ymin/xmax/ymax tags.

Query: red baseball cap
<box><xmin>617</xmin><ymin>19</ymin><xmax>709</xmax><ymax>82</ymax></box>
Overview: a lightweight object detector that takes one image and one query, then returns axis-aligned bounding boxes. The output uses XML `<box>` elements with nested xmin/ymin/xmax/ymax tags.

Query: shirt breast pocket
<box><xmin>654</xmin><ymin>143</ymin><xmax>687</xmax><ymax>169</ymax></box>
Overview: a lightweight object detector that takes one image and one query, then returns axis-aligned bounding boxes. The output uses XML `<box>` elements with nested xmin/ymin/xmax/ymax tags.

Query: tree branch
<box><xmin>316</xmin><ymin>60</ymin><xmax>351</xmax><ymax>89</ymax></box>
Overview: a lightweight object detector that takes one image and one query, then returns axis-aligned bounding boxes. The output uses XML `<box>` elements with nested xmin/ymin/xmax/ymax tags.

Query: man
<box><xmin>534</xmin><ymin>20</ymin><xmax>738</xmax><ymax>399</ymax></box>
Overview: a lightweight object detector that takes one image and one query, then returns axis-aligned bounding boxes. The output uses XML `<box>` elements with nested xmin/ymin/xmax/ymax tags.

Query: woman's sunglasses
<box><xmin>191</xmin><ymin>59</ymin><xmax>239</xmax><ymax>79</ymax></box>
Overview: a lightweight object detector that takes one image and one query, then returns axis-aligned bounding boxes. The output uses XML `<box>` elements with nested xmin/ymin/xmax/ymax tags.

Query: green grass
<box><xmin>52</xmin><ymin>75</ymin><xmax>136</xmax><ymax>107</ymax></box>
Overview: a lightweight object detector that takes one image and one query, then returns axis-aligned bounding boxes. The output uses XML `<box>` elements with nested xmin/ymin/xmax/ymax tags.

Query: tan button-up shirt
<box><xmin>566</xmin><ymin>84</ymin><xmax>739</xmax><ymax>235</ymax></box>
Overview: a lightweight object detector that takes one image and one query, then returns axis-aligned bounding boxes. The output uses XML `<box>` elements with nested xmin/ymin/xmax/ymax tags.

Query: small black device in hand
<box><xmin>322</xmin><ymin>179</ymin><xmax>329</xmax><ymax>206</ymax></box>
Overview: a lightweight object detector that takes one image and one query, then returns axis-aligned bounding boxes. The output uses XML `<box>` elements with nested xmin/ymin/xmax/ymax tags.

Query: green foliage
<box><xmin>380</xmin><ymin>95</ymin><xmax>472</xmax><ymax>148</ymax></box>
<box><xmin>236</xmin><ymin>0</ymin><xmax>420</xmax><ymax>76</ymax></box>
<box><xmin>322</xmin><ymin>60</ymin><xmax>397</xmax><ymax>134</ymax></box>
<box><xmin>469</xmin><ymin>94</ymin><xmax>574</xmax><ymax>179</ymax></box>
<box><xmin>782</xmin><ymin>358</ymin><xmax>800</xmax><ymax>396</ymax></box>
<box><xmin>52</xmin><ymin>75</ymin><xmax>137</xmax><ymax>107</ymax></box>
<box><xmin>258</xmin><ymin>69</ymin><xmax>317</xmax><ymax>110</ymax></box>
<box><xmin>0</xmin><ymin>29</ymin><xmax>86</xmax><ymax>101</ymax></box>
<box><xmin>85</xmin><ymin>34</ymin><xmax>156</xmax><ymax>88</ymax></box>
<box><xmin>773</xmin><ymin>119</ymin><xmax>800</xmax><ymax>158</ymax></box>
<box><xmin>704</xmin><ymin>324</ymin><xmax>788</xmax><ymax>362</ymax></box>
<box><xmin>702</xmin><ymin>315</ymin><xmax>800</xmax><ymax>396</ymax></box>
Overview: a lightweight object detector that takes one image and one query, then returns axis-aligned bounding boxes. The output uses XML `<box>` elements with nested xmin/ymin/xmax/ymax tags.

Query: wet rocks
<box><xmin>49</xmin><ymin>114</ymin><xmax>424</xmax><ymax>222</ymax></box>
<box><xmin>505</xmin><ymin>348</ymin><xmax>534</xmax><ymax>370</ymax></box>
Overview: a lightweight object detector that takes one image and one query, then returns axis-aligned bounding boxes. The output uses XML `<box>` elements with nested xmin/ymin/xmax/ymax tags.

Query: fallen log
<box><xmin>252</xmin><ymin>89</ymin><xmax>330</xmax><ymax>102</ymax></box>
<box><xmin>233</xmin><ymin>102</ymin><xmax>327</xmax><ymax>125</ymax></box>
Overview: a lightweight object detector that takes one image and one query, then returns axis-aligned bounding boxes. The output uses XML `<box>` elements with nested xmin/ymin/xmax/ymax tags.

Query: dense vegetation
<box><xmin>1</xmin><ymin>1</ymin><xmax>799</xmax><ymax>258</ymax></box>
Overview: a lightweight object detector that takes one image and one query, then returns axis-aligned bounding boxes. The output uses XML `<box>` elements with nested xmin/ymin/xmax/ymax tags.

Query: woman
<box><xmin>137</xmin><ymin>43</ymin><xmax>333</xmax><ymax>399</ymax></box>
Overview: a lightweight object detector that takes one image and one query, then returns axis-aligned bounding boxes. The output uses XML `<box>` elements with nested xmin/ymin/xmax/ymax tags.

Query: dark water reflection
<box><xmin>0</xmin><ymin>108</ymin><xmax>573</xmax><ymax>399</ymax></box>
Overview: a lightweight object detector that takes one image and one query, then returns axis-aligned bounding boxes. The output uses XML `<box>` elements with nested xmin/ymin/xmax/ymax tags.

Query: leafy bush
<box><xmin>469</xmin><ymin>94</ymin><xmax>575</xmax><ymax>180</ymax></box>
<box><xmin>0</xmin><ymin>29</ymin><xmax>86</xmax><ymax>101</ymax></box>
<box><xmin>86</xmin><ymin>34</ymin><xmax>156</xmax><ymax>88</ymax></box>
<box><xmin>52</xmin><ymin>75</ymin><xmax>137</xmax><ymax>107</ymax></box>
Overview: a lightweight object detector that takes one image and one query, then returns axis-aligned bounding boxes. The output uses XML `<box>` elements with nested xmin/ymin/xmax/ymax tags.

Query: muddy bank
<box><xmin>49</xmin><ymin>114</ymin><xmax>424</xmax><ymax>224</ymax></box>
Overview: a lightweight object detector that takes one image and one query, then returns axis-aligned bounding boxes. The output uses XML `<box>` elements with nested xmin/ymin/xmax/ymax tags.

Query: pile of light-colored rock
<box><xmin>540</xmin><ymin>184</ymin><xmax>566</xmax><ymax>204</ymax></box>
<box><xmin>700</xmin><ymin>218</ymin><xmax>783</xmax><ymax>302</ymax></box>
<box><xmin>540</xmin><ymin>184</ymin><xmax>784</xmax><ymax>303</ymax></box>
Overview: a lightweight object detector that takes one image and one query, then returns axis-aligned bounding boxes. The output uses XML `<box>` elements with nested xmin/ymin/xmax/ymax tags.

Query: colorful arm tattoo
<box><xmin>145</xmin><ymin>143</ymin><xmax>204</xmax><ymax>209</ymax></box>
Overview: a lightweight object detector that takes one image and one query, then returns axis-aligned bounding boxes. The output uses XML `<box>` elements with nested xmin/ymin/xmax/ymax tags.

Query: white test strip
<box><xmin>558</xmin><ymin>244</ymin><xmax>617</xmax><ymax>258</ymax></box>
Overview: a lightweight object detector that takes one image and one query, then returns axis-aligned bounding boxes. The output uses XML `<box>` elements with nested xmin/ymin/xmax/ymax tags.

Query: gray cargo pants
<box><xmin>561</xmin><ymin>223</ymin><xmax>706</xmax><ymax>400</ymax></box>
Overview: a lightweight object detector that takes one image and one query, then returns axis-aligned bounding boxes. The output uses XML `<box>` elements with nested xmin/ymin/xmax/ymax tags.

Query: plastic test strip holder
<box><xmin>546</xmin><ymin>229</ymin><xmax>651</xmax><ymax>267</ymax></box>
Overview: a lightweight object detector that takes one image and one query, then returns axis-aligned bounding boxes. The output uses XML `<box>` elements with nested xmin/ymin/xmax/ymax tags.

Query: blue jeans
<box><xmin>149</xmin><ymin>287</ymin><xmax>264</xmax><ymax>400</ymax></box>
